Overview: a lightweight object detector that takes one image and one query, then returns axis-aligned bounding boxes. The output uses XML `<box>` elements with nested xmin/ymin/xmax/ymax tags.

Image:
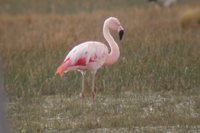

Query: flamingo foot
<box><xmin>80</xmin><ymin>91</ymin><xmax>85</xmax><ymax>99</ymax></box>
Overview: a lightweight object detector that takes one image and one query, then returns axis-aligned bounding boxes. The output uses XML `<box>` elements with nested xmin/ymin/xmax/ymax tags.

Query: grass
<box><xmin>0</xmin><ymin>0</ymin><xmax>146</xmax><ymax>15</ymax></box>
<box><xmin>0</xmin><ymin>0</ymin><xmax>198</xmax><ymax>15</ymax></box>
<box><xmin>0</xmin><ymin>1</ymin><xmax>200</xmax><ymax>132</ymax></box>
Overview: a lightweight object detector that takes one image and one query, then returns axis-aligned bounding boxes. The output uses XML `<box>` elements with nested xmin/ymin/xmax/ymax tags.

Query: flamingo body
<box><xmin>56</xmin><ymin>41</ymin><xmax>108</xmax><ymax>76</ymax></box>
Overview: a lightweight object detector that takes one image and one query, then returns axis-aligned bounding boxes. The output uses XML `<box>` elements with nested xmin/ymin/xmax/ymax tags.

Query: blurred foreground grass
<box><xmin>0</xmin><ymin>2</ymin><xmax>200</xmax><ymax>133</ymax></box>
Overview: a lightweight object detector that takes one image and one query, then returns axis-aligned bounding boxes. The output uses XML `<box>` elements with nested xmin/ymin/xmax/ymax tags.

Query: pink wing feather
<box><xmin>56</xmin><ymin>41</ymin><xmax>108</xmax><ymax>77</ymax></box>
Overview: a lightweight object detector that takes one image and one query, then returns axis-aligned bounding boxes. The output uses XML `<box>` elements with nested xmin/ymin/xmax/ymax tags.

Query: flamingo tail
<box><xmin>55</xmin><ymin>60</ymin><xmax>69</xmax><ymax>77</ymax></box>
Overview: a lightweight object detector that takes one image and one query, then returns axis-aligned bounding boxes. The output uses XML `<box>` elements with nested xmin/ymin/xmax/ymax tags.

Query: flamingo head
<box><xmin>105</xmin><ymin>17</ymin><xmax>124</xmax><ymax>40</ymax></box>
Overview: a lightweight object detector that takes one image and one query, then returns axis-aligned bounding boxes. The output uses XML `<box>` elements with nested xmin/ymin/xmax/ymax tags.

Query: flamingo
<box><xmin>55</xmin><ymin>17</ymin><xmax>124</xmax><ymax>101</ymax></box>
<box><xmin>148</xmin><ymin>0</ymin><xmax>176</xmax><ymax>7</ymax></box>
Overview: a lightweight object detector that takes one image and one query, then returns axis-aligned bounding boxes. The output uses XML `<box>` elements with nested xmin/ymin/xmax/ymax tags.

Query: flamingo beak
<box><xmin>119</xmin><ymin>30</ymin><xmax>124</xmax><ymax>40</ymax></box>
<box><xmin>118</xmin><ymin>26</ymin><xmax>124</xmax><ymax>40</ymax></box>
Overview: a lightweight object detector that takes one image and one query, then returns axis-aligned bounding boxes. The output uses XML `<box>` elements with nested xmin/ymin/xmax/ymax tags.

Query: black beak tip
<box><xmin>119</xmin><ymin>30</ymin><xmax>124</xmax><ymax>40</ymax></box>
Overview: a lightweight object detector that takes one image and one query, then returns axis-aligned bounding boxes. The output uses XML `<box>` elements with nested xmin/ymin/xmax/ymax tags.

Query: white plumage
<box><xmin>63</xmin><ymin>41</ymin><xmax>108</xmax><ymax>72</ymax></box>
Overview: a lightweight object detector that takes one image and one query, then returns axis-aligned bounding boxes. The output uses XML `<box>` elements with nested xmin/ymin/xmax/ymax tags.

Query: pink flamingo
<box><xmin>56</xmin><ymin>17</ymin><xmax>124</xmax><ymax>100</ymax></box>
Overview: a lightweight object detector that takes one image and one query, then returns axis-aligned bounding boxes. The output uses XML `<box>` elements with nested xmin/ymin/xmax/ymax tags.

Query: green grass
<box><xmin>0</xmin><ymin>0</ymin><xmax>198</xmax><ymax>15</ymax></box>
<box><xmin>0</xmin><ymin>0</ymin><xmax>146</xmax><ymax>15</ymax></box>
<box><xmin>0</xmin><ymin>1</ymin><xmax>200</xmax><ymax>133</ymax></box>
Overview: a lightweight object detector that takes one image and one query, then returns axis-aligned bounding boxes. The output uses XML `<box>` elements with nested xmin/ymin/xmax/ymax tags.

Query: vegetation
<box><xmin>180</xmin><ymin>8</ymin><xmax>200</xmax><ymax>29</ymax></box>
<box><xmin>0</xmin><ymin>0</ymin><xmax>200</xmax><ymax>132</ymax></box>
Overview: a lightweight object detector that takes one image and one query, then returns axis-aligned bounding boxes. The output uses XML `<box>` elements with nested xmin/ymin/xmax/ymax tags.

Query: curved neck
<box><xmin>103</xmin><ymin>23</ymin><xmax>120</xmax><ymax>65</ymax></box>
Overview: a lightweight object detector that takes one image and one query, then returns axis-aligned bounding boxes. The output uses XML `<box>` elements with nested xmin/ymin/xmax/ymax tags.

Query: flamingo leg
<box><xmin>91</xmin><ymin>71</ymin><xmax>96</xmax><ymax>102</ymax></box>
<box><xmin>80</xmin><ymin>71</ymin><xmax>86</xmax><ymax>100</ymax></box>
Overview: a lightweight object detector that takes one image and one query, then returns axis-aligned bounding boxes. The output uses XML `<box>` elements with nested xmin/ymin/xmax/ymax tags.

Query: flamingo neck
<box><xmin>103</xmin><ymin>23</ymin><xmax>120</xmax><ymax>65</ymax></box>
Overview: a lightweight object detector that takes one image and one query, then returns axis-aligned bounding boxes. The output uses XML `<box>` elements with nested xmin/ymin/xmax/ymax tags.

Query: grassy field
<box><xmin>0</xmin><ymin>0</ymin><xmax>200</xmax><ymax>133</ymax></box>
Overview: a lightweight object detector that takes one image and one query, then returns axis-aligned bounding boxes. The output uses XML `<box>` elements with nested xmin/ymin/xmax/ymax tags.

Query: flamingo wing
<box><xmin>56</xmin><ymin>41</ymin><xmax>108</xmax><ymax>77</ymax></box>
